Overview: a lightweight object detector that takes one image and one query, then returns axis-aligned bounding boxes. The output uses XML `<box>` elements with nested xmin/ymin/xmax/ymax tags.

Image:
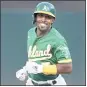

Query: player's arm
<box><xmin>42</xmin><ymin>61</ymin><xmax>72</xmax><ymax>75</ymax></box>
<box><xmin>25</xmin><ymin>60</ymin><xmax>72</xmax><ymax>75</ymax></box>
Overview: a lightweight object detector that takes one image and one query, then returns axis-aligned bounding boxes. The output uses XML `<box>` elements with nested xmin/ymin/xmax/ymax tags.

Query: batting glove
<box><xmin>16</xmin><ymin>66</ymin><xmax>28</xmax><ymax>81</ymax></box>
<box><xmin>25</xmin><ymin>61</ymin><xmax>43</xmax><ymax>74</ymax></box>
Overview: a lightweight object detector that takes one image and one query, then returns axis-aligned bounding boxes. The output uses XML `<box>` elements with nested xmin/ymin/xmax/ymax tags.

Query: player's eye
<box><xmin>38</xmin><ymin>14</ymin><xmax>44</xmax><ymax>17</ymax></box>
<box><xmin>37</xmin><ymin>13</ymin><xmax>53</xmax><ymax>20</ymax></box>
<box><xmin>46</xmin><ymin>15</ymin><xmax>52</xmax><ymax>19</ymax></box>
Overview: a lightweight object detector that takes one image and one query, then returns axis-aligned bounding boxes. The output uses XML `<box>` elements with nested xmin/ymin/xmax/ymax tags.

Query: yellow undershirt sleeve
<box><xmin>43</xmin><ymin>65</ymin><xmax>57</xmax><ymax>75</ymax></box>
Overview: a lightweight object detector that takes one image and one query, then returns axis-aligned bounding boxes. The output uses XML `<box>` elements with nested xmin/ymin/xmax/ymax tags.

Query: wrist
<box><xmin>42</xmin><ymin>64</ymin><xmax>57</xmax><ymax>75</ymax></box>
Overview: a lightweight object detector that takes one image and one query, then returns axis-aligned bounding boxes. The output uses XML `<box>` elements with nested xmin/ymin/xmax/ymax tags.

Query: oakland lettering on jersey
<box><xmin>28</xmin><ymin>44</ymin><xmax>52</xmax><ymax>58</ymax></box>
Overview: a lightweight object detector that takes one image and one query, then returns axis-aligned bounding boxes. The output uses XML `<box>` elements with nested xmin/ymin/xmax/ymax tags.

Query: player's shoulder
<box><xmin>27</xmin><ymin>26</ymin><xmax>36</xmax><ymax>34</ymax></box>
<box><xmin>51</xmin><ymin>27</ymin><xmax>67</xmax><ymax>46</ymax></box>
<box><xmin>51</xmin><ymin>27</ymin><xmax>65</xmax><ymax>41</ymax></box>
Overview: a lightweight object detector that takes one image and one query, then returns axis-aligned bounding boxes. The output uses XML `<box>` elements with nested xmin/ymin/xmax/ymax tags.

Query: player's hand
<box><xmin>16</xmin><ymin>67</ymin><xmax>28</xmax><ymax>81</ymax></box>
<box><xmin>25</xmin><ymin>61</ymin><xmax>43</xmax><ymax>74</ymax></box>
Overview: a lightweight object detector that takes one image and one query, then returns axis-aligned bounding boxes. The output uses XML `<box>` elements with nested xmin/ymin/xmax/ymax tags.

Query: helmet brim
<box><xmin>34</xmin><ymin>11</ymin><xmax>55</xmax><ymax>18</ymax></box>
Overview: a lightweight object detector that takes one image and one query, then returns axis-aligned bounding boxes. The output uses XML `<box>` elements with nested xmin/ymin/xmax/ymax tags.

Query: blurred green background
<box><xmin>1</xmin><ymin>1</ymin><xmax>85</xmax><ymax>86</ymax></box>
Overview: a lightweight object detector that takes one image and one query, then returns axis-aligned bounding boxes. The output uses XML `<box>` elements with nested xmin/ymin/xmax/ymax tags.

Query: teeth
<box><xmin>39</xmin><ymin>23</ymin><xmax>47</xmax><ymax>29</ymax></box>
<box><xmin>40</xmin><ymin>23</ymin><xmax>46</xmax><ymax>26</ymax></box>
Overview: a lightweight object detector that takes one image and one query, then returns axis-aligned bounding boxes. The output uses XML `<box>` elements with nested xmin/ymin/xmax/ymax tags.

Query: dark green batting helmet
<box><xmin>33</xmin><ymin>2</ymin><xmax>56</xmax><ymax>24</ymax></box>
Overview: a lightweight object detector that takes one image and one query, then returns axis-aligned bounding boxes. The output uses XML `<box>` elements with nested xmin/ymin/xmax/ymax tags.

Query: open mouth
<box><xmin>39</xmin><ymin>22</ymin><xmax>48</xmax><ymax>26</ymax></box>
<box><xmin>38</xmin><ymin>23</ymin><xmax>47</xmax><ymax>30</ymax></box>
<box><xmin>40</xmin><ymin>23</ymin><xmax>46</xmax><ymax>26</ymax></box>
<box><xmin>40</xmin><ymin>23</ymin><xmax>47</xmax><ymax>28</ymax></box>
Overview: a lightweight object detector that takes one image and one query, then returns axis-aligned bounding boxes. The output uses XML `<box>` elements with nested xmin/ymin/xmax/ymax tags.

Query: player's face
<box><xmin>36</xmin><ymin>13</ymin><xmax>55</xmax><ymax>31</ymax></box>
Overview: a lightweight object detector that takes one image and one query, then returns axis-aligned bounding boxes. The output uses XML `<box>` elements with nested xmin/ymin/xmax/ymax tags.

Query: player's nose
<box><xmin>41</xmin><ymin>16</ymin><xmax>46</xmax><ymax>22</ymax></box>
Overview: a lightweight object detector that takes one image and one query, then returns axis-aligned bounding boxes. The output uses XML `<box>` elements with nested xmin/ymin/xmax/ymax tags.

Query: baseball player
<box><xmin>16</xmin><ymin>2</ymin><xmax>72</xmax><ymax>86</ymax></box>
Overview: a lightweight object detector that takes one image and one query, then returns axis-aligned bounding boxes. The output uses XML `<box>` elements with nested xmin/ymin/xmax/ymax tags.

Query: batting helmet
<box><xmin>33</xmin><ymin>2</ymin><xmax>56</xmax><ymax>24</ymax></box>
